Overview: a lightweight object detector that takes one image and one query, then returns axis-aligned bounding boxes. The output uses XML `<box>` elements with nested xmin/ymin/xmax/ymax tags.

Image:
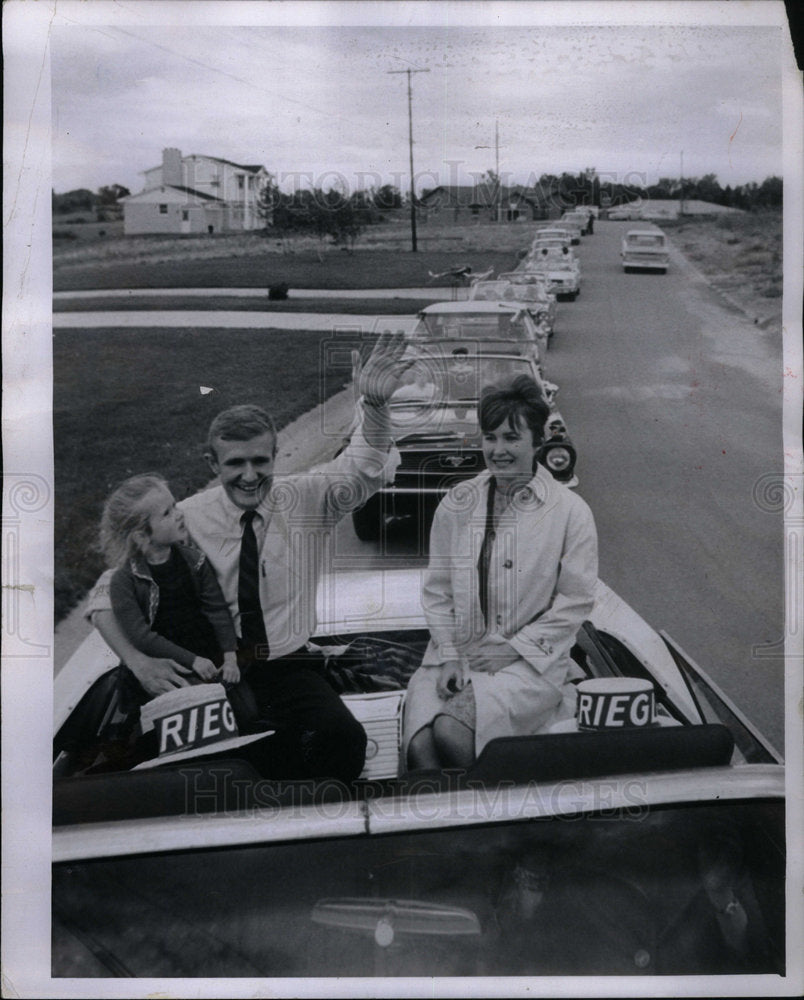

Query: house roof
<box><xmin>142</xmin><ymin>155</ymin><xmax>267</xmax><ymax>176</ymax></box>
<box><xmin>419</xmin><ymin>184</ymin><xmax>550</xmax><ymax>208</ymax></box>
<box><xmin>188</xmin><ymin>155</ymin><xmax>267</xmax><ymax>173</ymax></box>
<box><xmin>120</xmin><ymin>185</ymin><xmax>226</xmax><ymax>204</ymax></box>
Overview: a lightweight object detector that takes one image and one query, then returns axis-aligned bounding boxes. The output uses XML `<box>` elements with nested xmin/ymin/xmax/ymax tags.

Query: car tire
<box><xmin>352</xmin><ymin>494</ymin><xmax>384</xmax><ymax>542</ymax></box>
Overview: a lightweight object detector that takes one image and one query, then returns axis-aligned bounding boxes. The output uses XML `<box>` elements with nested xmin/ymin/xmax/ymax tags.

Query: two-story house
<box><xmin>121</xmin><ymin>148</ymin><xmax>270</xmax><ymax>236</ymax></box>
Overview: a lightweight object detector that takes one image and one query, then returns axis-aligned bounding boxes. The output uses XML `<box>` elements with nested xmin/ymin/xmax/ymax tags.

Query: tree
<box><xmin>373</xmin><ymin>184</ymin><xmax>402</xmax><ymax>210</ymax></box>
<box><xmin>256</xmin><ymin>174</ymin><xmax>282</xmax><ymax>227</ymax></box>
<box><xmin>757</xmin><ymin>176</ymin><xmax>782</xmax><ymax>208</ymax></box>
<box><xmin>97</xmin><ymin>184</ymin><xmax>130</xmax><ymax>205</ymax></box>
<box><xmin>52</xmin><ymin>188</ymin><xmax>95</xmax><ymax>215</ymax></box>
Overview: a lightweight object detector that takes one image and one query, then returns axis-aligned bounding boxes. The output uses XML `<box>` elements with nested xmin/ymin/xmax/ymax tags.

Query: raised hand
<box><xmin>352</xmin><ymin>329</ymin><xmax>413</xmax><ymax>406</ymax></box>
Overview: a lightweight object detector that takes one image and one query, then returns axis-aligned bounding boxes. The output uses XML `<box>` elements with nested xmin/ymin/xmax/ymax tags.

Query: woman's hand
<box><xmin>191</xmin><ymin>656</ymin><xmax>218</xmax><ymax>682</ymax></box>
<box><xmin>469</xmin><ymin>636</ymin><xmax>520</xmax><ymax>674</ymax></box>
<box><xmin>436</xmin><ymin>659</ymin><xmax>469</xmax><ymax>699</ymax></box>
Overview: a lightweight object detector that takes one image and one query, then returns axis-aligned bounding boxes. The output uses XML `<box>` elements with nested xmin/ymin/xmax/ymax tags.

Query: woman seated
<box><xmin>403</xmin><ymin>375</ymin><xmax>598</xmax><ymax>770</ymax></box>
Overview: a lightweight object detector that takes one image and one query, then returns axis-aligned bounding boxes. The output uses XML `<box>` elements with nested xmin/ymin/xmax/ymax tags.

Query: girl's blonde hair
<box><xmin>99</xmin><ymin>473</ymin><xmax>169</xmax><ymax>568</ymax></box>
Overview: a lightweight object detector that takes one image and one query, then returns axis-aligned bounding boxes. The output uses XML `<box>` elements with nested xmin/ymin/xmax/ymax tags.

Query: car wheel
<box><xmin>352</xmin><ymin>494</ymin><xmax>384</xmax><ymax>542</ymax></box>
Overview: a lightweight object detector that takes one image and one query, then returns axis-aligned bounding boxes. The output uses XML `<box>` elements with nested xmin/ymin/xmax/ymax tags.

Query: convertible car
<box><xmin>468</xmin><ymin>275</ymin><xmax>557</xmax><ymax>340</ymax></box>
<box><xmin>516</xmin><ymin>246</ymin><xmax>582</xmax><ymax>301</ymax></box>
<box><xmin>408</xmin><ymin>300</ymin><xmax>548</xmax><ymax>361</ymax></box>
<box><xmin>348</xmin><ymin>345</ymin><xmax>577</xmax><ymax>542</ymax></box>
<box><xmin>532</xmin><ymin>226</ymin><xmax>575</xmax><ymax>247</ymax></box>
<box><xmin>52</xmin><ymin>569</ymin><xmax>785</xmax><ymax>980</ymax></box>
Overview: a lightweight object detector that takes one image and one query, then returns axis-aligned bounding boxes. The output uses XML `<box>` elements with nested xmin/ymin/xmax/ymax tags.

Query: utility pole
<box><xmin>495</xmin><ymin>119</ymin><xmax>501</xmax><ymax>222</ymax></box>
<box><xmin>389</xmin><ymin>67</ymin><xmax>429</xmax><ymax>251</ymax></box>
<box><xmin>679</xmin><ymin>149</ymin><xmax>685</xmax><ymax>217</ymax></box>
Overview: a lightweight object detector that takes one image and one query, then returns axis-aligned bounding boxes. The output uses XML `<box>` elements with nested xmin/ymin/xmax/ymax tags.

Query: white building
<box><xmin>121</xmin><ymin>148</ymin><xmax>269</xmax><ymax>236</ymax></box>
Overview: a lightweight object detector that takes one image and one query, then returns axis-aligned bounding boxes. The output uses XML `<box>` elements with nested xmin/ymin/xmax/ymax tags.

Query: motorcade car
<box><xmin>558</xmin><ymin>213</ymin><xmax>585</xmax><ymax>242</ymax></box>
<box><xmin>532</xmin><ymin>226</ymin><xmax>574</xmax><ymax>248</ymax></box>
<box><xmin>527</xmin><ymin>236</ymin><xmax>573</xmax><ymax>258</ymax></box>
<box><xmin>516</xmin><ymin>246</ymin><xmax>581</xmax><ymax>301</ymax></box>
<box><xmin>407</xmin><ymin>300</ymin><xmax>549</xmax><ymax>361</ymax></box>
<box><xmin>565</xmin><ymin>209</ymin><xmax>596</xmax><ymax>234</ymax></box>
<box><xmin>468</xmin><ymin>275</ymin><xmax>557</xmax><ymax>340</ymax></box>
<box><xmin>52</xmin><ymin>566</ymin><xmax>786</xmax><ymax>979</ymax></box>
<box><xmin>607</xmin><ymin>204</ymin><xmax>642</xmax><ymax>221</ymax></box>
<box><xmin>621</xmin><ymin>229</ymin><xmax>670</xmax><ymax>273</ymax></box>
<box><xmin>345</xmin><ymin>345</ymin><xmax>576</xmax><ymax>541</ymax></box>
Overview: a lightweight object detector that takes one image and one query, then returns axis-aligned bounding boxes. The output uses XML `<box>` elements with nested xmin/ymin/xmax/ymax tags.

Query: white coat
<box><xmin>403</xmin><ymin>465</ymin><xmax>598</xmax><ymax>757</ymax></box>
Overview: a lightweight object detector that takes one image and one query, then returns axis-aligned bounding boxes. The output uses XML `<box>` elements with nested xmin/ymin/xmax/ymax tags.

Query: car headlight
<box><xmin>539</xmin><ymin>440</ymin><xmax>577</xmax><ymax>479</ymax></box>
<box><xmin>543</xmin><ymin>447</ymin><xmax>572</xmax><ymax>471</ymax></box>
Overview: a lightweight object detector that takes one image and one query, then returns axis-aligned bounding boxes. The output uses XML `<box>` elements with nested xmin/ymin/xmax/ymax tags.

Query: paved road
<box><xmin>328</xmin><ymin>223</ymin><xmax>785</xmax><ymax>750</ymax></box>
<box><xmin>55</xmin><ymin>222</ymin><xmax>786</xmax><ymax>749</ymax></box>
<box><xmin>548</xmin><ymin>223</ymin><xmax>784</xmax><ymax>751</ymax></box>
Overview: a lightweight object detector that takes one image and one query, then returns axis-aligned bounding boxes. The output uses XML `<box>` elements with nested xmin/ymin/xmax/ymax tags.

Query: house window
<box><xmin>237</xmin><ymin>176</ymin><xmax>245</xmax><ymax>190</ymax></box>
<box><xmin>181</xmin><ymin>210</ymin><xmax>189</xmax><ymax>221</ymax></box>
<box><xmin>159</xmin><ymin>204</ymin><xmax>168</xmax><ymax>214</ymax></box>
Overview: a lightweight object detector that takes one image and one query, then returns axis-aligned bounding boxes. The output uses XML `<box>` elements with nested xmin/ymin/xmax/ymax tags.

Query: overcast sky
<box><xmin>49</xmin><ymin>4</ymin><xmax>788</xmax><ymax>196</ymax></box>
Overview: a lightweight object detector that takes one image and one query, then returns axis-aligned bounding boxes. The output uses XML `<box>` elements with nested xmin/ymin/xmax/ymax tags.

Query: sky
<box><xmin>47</xmin><ymin>2</ymin><xmax>790</xmax><ymax>198</ymax></box>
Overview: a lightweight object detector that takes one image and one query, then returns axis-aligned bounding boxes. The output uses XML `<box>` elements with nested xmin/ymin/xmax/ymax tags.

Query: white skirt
<box><xmin>402</xmin><ymin>651</ymin><xmax>581</xmax><ymax>761</ymax></box>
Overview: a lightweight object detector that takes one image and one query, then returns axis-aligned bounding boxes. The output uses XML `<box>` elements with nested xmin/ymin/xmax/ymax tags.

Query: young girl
<box><xmin>100</xmin><ymin>473</ymin><xmax>241</xmax><ymax>686</ymax></box>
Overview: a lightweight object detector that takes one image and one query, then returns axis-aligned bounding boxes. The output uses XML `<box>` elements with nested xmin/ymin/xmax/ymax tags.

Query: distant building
<box><xmin>121</xmin><ymin>148</ymin><xmax>269</xmax><ymax>236</ymax></box>
<box><xmin>419</xmin><ymin>184</ymin><xmax>549</xmax><ymax>221</ymax></box>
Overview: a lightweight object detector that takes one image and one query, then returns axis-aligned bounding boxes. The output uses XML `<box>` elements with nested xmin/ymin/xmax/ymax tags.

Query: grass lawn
<box><xmin>53</xmin><ymin>295</ymin><xmax>435</xmax><ymax>314</ymax></box>
<box><xmin>53</xmin><ymin>249</ymin><xmax>521</xmax><ymax>292</ymax></box>
<box><xmin>54</xmin><ymin>326</ymin><xmax>358</xmax><ymax>621</ymax></box>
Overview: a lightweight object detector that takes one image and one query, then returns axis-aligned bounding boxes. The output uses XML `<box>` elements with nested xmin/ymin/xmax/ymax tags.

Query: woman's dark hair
<box><xmin>479</xmin><ymin>375</ymin><xmax>549</xmax><ymax>446</ymax></box>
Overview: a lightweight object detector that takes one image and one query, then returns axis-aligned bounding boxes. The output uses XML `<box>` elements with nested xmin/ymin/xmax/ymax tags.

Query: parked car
<box><xmin>468</xmin><ymin>275</ymin><xmax>557</xmax><ymax>340</ymax></box>
<box><xmin>407</xmin><ymin>300</ymin><xmax>548</xmax><ymax>361</ymax></box>
<box><xmin>345</xmin><ymin>345</ymin><xmax>575</xmax><ymax>540</ymax></box>
<box><xmin>621</xmin><ymin>229</ymin><xmax>670</xmax><ymax>273</ymax></box>
<box><xmin>52</xmin><ymin>568</ymin><xmax>785</xmax><ymax>978</ymax></box>
<box><xmin>516</xmin><ymin>246</ymin><xmax>581</xmax><ymax>301</ymax></box>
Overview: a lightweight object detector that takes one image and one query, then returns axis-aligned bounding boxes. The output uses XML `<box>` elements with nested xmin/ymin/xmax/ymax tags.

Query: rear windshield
<box><xmin>416</xmin><ymin>311</ymin><xmax>531</xmax><ymax>342</ymax></box>
<box><xmin>390</xmin><ymin>353</ymin><xmax>537</xmax><ymax>407</ymax></box>
<box><xmin>626</xmin><ymin>234</ymin><xmax>666</xmax><ymax>247</ymax></box>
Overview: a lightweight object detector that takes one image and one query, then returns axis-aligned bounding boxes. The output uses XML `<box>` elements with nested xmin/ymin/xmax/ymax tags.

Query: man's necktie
<box><xmin>477</xmin><ymin>477</ymin><xmax>497</xmax><ymax>625</ymax></box>
<box><xmin>238</xmin><ymin>510</ymin><xmax>269</xmax><ymax>658</ymax></box>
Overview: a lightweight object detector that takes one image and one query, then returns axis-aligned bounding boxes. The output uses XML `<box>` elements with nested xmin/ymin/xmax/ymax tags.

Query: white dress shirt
<box><xmin>87</xmin><ymin>424</ymin><xmax>399</xmax><ymax>661</ymax></box>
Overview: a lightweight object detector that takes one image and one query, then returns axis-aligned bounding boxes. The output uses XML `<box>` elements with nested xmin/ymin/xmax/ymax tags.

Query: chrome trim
<box><xmin>660</xmin><ymin>631</ymin><xmax>785</xmax><ymax>763</ymax></box>
<box><xmin>366</xmin><ymin>765</ymin><xmax>784</xmax><ymax>835</ymax></box>
<box><xmin>53</xmin><ymin>801</ymin><xmax>368</xmax><ymax>863</ymax></box>
<box><xmin>53</xmin><ymin>765</ymin><xmax>784</xmax><ymax>862</ymax></box>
